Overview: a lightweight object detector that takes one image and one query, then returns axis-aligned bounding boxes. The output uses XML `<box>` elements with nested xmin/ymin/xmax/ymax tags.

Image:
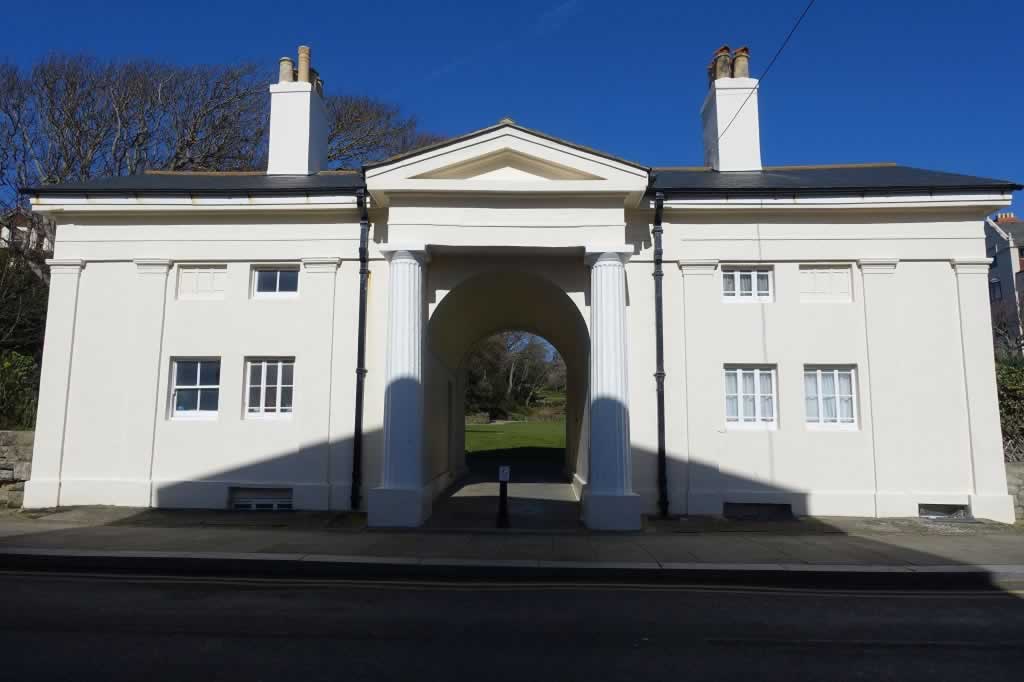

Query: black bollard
<box><xmin>497</xmin><ymin>465</ymin><xmax>510</xmax><ymax>528</ymax></box>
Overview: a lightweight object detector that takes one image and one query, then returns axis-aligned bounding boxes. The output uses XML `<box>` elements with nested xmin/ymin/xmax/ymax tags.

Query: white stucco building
<box><xmin>21</xmin><ymin>46</ymin><xmax>1022</xmax><ymax>528</ymax></box>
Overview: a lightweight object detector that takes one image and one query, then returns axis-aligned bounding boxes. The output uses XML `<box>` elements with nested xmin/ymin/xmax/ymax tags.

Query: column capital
<box><xmin>379</xmin><ymin>243</ymin><xmax>429</xmax><ymax>263</ymax></box>
<box><xmin>46</xmin><ymin>258</ymin><xmax>85</xmax><ymax>275</ymax></box>
<box><xmin>301</xmin><ymin>257</ymin><xmax>341</xmax><ymax>273</ymax></box>
<box><xmin>584</xmin><ymin>245</ymin><xmax>632</xmax><ymax>266</ymax></box>
<box><xmin>951</xmin><ymin>258</ymin><xmax>992</xmax><ymax>276</ymax></box>
<box><xmin>678</xmin><ymin>259</ymin><xmax>718</xmax><ymax>276</ymax></box>
<box><xmin>859</xmin><ymin>258</ymin><xmax>899</xmax><ymax>275</ymax></box>
<box><xmin>133</xmin><ymin>259</ymin><xmax>172</xmax><ymax>275</ymax></box>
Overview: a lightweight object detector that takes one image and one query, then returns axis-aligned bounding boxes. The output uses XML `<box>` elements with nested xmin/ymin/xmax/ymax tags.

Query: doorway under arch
<box><xmin>423</xmin><ymin>269</ymin><xmax>591</xmax><ymax>527</ymax></box>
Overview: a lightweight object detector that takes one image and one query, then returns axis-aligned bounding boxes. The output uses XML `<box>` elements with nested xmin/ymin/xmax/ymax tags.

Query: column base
<box><xmin>22</xmin><ymin>479</ymin><xmax>60</xmax><ymax>509</ymax></box>
<box><xmin>582</xmin><ymin>491</ymin><xmax>642</xmax><ymax>531</ymax></box>
<box><xmin>367</xmin><ymin>486</ymin><xmax>431</xmax><ymax>527</ymax></box>
<box><xmin>969</xmin><ymin>494</ymin><xmax>1017</xmax><ymax>524</ymax></box>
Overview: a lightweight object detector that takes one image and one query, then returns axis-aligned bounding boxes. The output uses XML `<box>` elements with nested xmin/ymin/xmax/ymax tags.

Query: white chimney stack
<box><xmin>701</xmin><ymin>46</ymin><xmax>762</xmax><ymax>172</ymax></box>
<box><xmin>267</xmin><ymin>45</ymin><xmax>328</xmax><ymax>175</ymax></box>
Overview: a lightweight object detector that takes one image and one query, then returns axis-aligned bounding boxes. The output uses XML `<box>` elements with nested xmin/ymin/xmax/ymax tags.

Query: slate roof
<box><xmin>22</xmin><ymin>171</ymin><xmax>364</xmax><ymax>197</ymax></box>
<box><xmin>651</xmin><ymin>163</ymin><xmax>1021</xmax><ymax>197</ymax></box>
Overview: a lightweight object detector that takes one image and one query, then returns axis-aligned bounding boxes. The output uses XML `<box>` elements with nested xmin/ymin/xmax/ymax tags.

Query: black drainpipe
<box><xmin>652</xmin><ymin>191</ymin><xmax>669</xmax><ymax>518</ymax></box>
<box><xmin>350</xmin><ymin>187</ymin><xmax>370</xmax><ymax>511</ymax></box>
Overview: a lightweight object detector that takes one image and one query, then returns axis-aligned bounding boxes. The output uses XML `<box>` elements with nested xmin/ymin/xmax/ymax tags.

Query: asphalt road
<box><xmin>3</xmin><ymin>571</ymin><xmax>1024</xmax><ymax>681</ymax></box>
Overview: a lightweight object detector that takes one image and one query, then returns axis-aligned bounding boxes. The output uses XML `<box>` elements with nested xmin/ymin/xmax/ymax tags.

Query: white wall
<box><xmin>26</xmin><ymin>212</ymin><xmax>384</xmax><ymax>511</ymax></box>
<box><xmin>638</xmin><ymin>209</ymin><xmax>1013</xmax><ymax>521</ymax></box>
<box><xmin>24</xmin><ymin>193</ymin><xmax>1015</xmax><ymax>522</ymax></box>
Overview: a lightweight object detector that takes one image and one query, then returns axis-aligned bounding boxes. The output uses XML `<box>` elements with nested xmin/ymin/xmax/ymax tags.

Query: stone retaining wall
<box><xmin>1007</xmin><ymin>462</ymin><xmax>1024</xmax><ymax>522</ymax></box>
<box><xmin>0</xmin><ymin>430</ymin><xmax>33</xmax><ymax>508</ymax></box>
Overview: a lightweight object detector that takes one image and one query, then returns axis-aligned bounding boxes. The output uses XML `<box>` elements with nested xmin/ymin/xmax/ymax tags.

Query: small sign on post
<box><xmin>497</xmin><ymin>466</ymin><xmax>510</xmax><ymax>528</ymax></box>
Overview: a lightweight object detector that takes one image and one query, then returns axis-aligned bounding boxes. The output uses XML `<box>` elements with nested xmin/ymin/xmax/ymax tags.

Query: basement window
<box><xmin>229</xmin><ymin>487</ymin><xmax>293</xmax><ymax>511</ymax></box>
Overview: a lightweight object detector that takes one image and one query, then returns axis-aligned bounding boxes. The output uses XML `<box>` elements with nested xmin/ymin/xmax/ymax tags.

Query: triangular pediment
<box><xmin>411</xmin><ymin>149</ymin><xmax>604</xmax><ymax>181</ymax></box>
<box><xmin>364</xmin><ymin>121</ymin><xmax>649</xmax><ymax>206</ymax></box>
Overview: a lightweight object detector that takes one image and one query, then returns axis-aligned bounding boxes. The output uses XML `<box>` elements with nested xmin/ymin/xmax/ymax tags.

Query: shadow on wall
<box><xmin>3</xmin><ymin>428</ymin><xmax>1015</xmax><ymax>592</ymax></box>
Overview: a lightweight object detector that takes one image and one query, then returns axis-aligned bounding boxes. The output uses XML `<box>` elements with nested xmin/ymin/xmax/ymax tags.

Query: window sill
<box><xmin>725</xmin><ymin>422</ymin><xmax>778</xmax><ymax>432</ymax></box>
<box><xmin>721</xmin><ymin>297</ymin><xmax>773</xmax><ymax>304</ymax></box>
<box><xmin>170</xmin><ymin>412</ymin><xmax>219</xmax><ymax>421</ymax></box>
<box><xmin>806</xmin><ymin>423</ymin><xmax>858</xmax><ymax>432</ymax></box>
<box><xmin>245</xmin><ymin>412</ymin><xmax>294</xmax><ymax>421</ymax></box>
<box><xmin>252</xmin><ymin>293</ymin><xmax>299</xmax><ymax>301</ymax></box>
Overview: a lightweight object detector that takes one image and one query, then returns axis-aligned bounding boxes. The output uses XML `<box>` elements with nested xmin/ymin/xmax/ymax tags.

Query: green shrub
<box><xmin>0</xmin><ymin>351</ymin><xmax>39</xmax><ymax>430</ymax></box>
<box><xmin>996</xmin><ymin>362</ymin><xmax>1024</xmax><ymax>462</ymax></box>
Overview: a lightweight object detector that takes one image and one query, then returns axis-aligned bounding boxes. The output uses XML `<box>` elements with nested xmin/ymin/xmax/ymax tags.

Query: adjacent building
<box><xmin>985</xmin><ymin>212</ymin><xmax>1024</xmax><ymax>353</ymax></box>
<box><xmin>21</xmin><ymin>46</ymin><xmax>1022</xmax><ymax>528</ymax></box>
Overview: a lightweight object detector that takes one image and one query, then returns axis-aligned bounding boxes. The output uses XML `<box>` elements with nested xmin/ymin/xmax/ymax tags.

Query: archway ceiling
<box><xmin>428</xmin><ymin>271</ymin><xmax>589</xmax><ymax>378</ymax></box>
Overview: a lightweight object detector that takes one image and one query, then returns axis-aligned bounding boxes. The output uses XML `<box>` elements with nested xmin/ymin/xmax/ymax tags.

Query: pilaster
<box><xmin>301</xmin><ymin>257</ymin><xmax>341</xmax><ymax>509</ymax></box>
<box><xmin>23</xmin><ymin>259</ymin><xmax>84</xmax><ymax>508</ymax></box>
<box><xmin>124</xmin><ymin>259</ymin><xmax>172</xmax><ymax>507</ymax></box>
<box><xmin>952</xmin><ymin>258</ymin><xmax>1016</xmax><ymax>522</ymax></box>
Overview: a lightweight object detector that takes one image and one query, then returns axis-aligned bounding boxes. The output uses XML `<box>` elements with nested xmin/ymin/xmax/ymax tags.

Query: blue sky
<box><xmin>7</xmin><ymin>0</ymin><xmax>1023</xmax><ymax>208</ymax></box>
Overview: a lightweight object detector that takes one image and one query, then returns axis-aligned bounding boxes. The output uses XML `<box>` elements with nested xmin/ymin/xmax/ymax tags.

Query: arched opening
<box><xmin>423</xmin><ymin>269</ymin><xmax>590</xmax><ymax>528</ymax></box>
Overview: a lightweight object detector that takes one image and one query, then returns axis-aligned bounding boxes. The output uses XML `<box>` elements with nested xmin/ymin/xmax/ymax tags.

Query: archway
<box><xmin>423</xmin><ymin>269</ymin><xmax>590</xmax><ymax>528</ymax></box>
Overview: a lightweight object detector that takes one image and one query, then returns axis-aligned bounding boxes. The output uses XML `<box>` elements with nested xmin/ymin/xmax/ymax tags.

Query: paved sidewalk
<box><xmin>1</xmin><ymin>507</ymin><xmax>1023</xmax><ymax>587</ymax></box>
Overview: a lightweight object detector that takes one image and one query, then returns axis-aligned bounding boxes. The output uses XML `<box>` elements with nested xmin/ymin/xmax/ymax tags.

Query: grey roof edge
<box><xmin>21</xmin><ymin>171</ymin><xmax>366</xmax><ymax>198</ymax></box>
<box><xmin>649</xmin><ymin>165</ymin><xmax>1022</xmax><ymax>198</ymax></box>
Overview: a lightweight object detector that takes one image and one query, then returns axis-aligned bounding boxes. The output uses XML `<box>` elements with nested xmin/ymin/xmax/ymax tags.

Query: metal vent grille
<box><xmin>723</xmin><ymin>502</ymin><xmax>794</xmax><ymax>521</ymax></box>
<box><xmin>229</xmin><ymin>487</ymin><xmax>293</xmax><ymax>511</ymax></box>
<box><xmin>918</xmin><ymin>504</ymin><xmax>971</xmax><ymax>520</ymax></box>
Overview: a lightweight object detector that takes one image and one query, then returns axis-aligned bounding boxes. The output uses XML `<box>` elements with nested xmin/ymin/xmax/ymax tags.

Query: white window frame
<box><xmin>723</xmin><ymin>366</ymin><xmax>778</xmax><ymax>430</ymax></box>
<box><xmin>804</xmin><ymin>366</ymin><xmax>858</xmax><ymax>430</ymax></box>
<box><xmin>177</xmin><ymin>263</ymin><xmax>227</xmax><ymax>300</ymax></box>
<box><xmin>170</xmin><ymin>358</ymin><xmax>221</xmax><ymax>419</ymax></box>
<box><xmin>251</xmin><ymin>265</ymin><xmax>300</xmax><ymax>298</ymax></box>
<box><xmin>245</xmin><ymin>357</ymin><xmax>295</xmax><ymax>418</ymax></box>
<box><xmin>721</xmin><ymin>267</ymin><xmax>773</xmax><ymax>302</ymax></box>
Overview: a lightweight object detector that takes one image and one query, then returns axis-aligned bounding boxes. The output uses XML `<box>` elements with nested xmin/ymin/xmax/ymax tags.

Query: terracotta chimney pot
<box><xmin>297</xmin><ymin>45</ymin><xmax>311</xmax><ymax>83</ymax></box>
<box><xmin>712</xmin><ymin>45</ymin><xmax>732</xmax><ymax>82</ymax></box>
<box><xmin>731</xmin><ymin>47</ymin><xmax>750</xmax><ymax>78</ymax></box>
<box><xmin>278</xmin><ymin>57</ymin><xmax>294</xmax><ymax>83</ymax></box>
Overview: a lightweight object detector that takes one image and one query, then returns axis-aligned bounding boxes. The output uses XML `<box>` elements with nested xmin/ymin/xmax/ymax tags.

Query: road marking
<box><xmin>1</xmin><ymin>570</ymin><xmax>1020</xmax><ymax>597</ymax></box>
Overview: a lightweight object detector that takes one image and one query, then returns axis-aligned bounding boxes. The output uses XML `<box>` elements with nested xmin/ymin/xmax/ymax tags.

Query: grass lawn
<box><xmin>465</xmin><ymin>418</ymin><xmax>566</xmax><ymax>453</ymax></box>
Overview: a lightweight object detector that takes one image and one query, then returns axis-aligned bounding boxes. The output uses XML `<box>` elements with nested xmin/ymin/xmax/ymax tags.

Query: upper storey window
<box><xmin>722</xmin><ymin>267</ymin><xmax>773</xmax><ymax>302</ymax></box>
<box><xmin>252</xmin><ymin>266</ymin><xmax>299</xmax><ymax>297</ymax></box>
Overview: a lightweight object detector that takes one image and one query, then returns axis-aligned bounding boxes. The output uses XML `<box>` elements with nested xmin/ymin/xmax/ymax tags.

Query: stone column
<box><xmin>952</xmin><ymin>258</ymin><xmax>1016</xmax><ymax>523</ymax></box>
<box><xmin>584</xmin><ymin>248</ymin><xmax>641</xmax><ymax>530</ymax></box>
<box><xmin>22</xmin><ymin>259</ymin><xmax>84</xmax><ymax>508</ymax></box>
<box><xmin>368</xmin><ymin>246</ymin><xmax>430</xmax><ymax>527</ymax></box>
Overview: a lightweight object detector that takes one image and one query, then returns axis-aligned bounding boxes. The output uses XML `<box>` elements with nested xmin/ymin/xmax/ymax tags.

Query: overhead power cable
<box><xmin>717</xmin><ymin>0</ymin><xmax>818</xmax><ymax>143</ymax></box>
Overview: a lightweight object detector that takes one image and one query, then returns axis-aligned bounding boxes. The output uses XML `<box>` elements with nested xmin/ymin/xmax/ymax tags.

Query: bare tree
<box><xmin>326</xmin><ymin>95</ymin><xmax>445</xmax><ymax>168</ymax></box>
<box><xmin>0</xmin><ymin>52</ymin><xmax>443</xmax><ymax>428</ymax></box>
